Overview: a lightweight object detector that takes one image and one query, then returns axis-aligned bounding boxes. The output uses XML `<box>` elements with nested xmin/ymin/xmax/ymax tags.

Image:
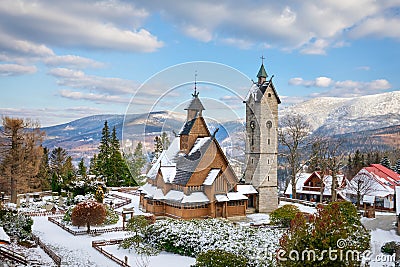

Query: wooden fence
<box><xmin>48</xmin><ymin>216</ymin><xmax>125</xmax><ymax>236</ymax></box>
<box><xmin>0</xmin><ymin>245</ymin><xmax>27</xmax><ymax>265</ymax></box>
<box><xmin>92</xmin><ymin>239</ymin><xmax>129</xmax><ymax>267</ymax></box>
<box><xmin>32</xmin><ymin>233</ymin><xmax>62</xmax><ymax>266</ymax></box>
<box><xmin>109</xmin><ymin>194</ymin><xmax>132</xmax><ymax>209</ymax></box>
<box><xmin>24</xmin><ymin>210</ymin><xmax>66</xmax><ymax>217</ymax></box>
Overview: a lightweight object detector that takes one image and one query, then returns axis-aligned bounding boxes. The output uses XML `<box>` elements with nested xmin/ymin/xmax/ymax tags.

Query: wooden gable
<box><xmin>186</xmin><ymin>139</ymin><xmax>238</xmax><ymax>189</ymax></box>
<box><xmin>180</xmin><ymin>116</ymin><xmax>211</xmax><ymax>154</ymax></box>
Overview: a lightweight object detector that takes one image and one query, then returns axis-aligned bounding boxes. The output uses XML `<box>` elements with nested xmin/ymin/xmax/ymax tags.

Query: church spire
<box><xmin>185</xmin><ymin>72</ymin><xmax>205</xmax><ymax>121</ymax></box>
<box><xmin>257</xmin><ymin>56</ymin><xmax>268</xmax><ymax>85</ymax></box>
<box><xmin>192</xmin><ymin>71</ymin><xmax>199</xmax><ymax>97</ymax></box>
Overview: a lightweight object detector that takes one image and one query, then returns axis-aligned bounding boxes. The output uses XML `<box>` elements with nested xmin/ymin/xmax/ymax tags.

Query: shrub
<box><xmin>0</xmin><ymin>212</ymin><xmax>33</xmax><ymax>241</ymax></box>
<box><xmin>193</xmin><ymin>249</ymin><xmax>248</xmax><ymax>267</ymax></box>
<box><xmin>71</xmin><ymin>201</ymin><xmax>106</xmax><ymax>233</ymax></box>
<box><xmin>103</xmin><ymin>205</ymin><xmax>119</xmax><ymax>225</ymax></box>
<box><xmin>62</xmin><ymin>206</ymin><xmax>73</xmax><ymax>223</ymax></box>
<box><xmin>279</xmin><ymin>201</ymin><xmax>370</xmax><ymax>267</ymax></box>
<box><xmin>270</xmin><ymin>204</ymin><xmax>300</xmax><ymax>227</ymax></box>
<box><xmin>381</xmin><ymin>241</ymin><xmax>399</xmax><ymax>255</ymax></box>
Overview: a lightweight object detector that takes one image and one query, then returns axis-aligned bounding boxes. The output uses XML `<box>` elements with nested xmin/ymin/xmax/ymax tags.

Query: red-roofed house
<box><xmin>341</xmin><ymin>164</ymin><xmax>400</xmax><ymax>210</ymax></box>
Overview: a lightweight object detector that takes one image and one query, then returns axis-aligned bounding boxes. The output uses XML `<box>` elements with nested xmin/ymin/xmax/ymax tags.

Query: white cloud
<box><xmin>0</xmin><ymin>64</ymin><xmax>37</xmax><ymax>76</ymax></box>
<box><xmin>59</xmin><ymin>90</ymin><xmax>130</xmax><ymax>104</ymax></box>
<box><xmin>48</xmin><ymin>68</ymin><xmax>136</xmax><ymax>95</ymax></box>
<box><xmin>288</xmin><ymin>77</ymin><xmax>329</xmax><ymax>87</ymax></box>
<box><xmin>0</xmin><ymin>0</ymin><xmax>163</xmax><ymax>53</ymax></box>
<box><xmin>43</xmin><ymin>55</ymin><xmax>105</xmax><ymax>69</ymax></box>
<box><xmin>137</xmin><ymin>0</ymin><xmax>399</xmax><ymax>53</ymax></box>
<box><xmin>356</xmin><ymin>66</ymin><xmax>371</xmax><ymax>71</ymax></box>
<box><xmin>0</xmin><ymin>106</ymin><xmax>105</xmax><ymax>127</ymax></box>
<box><xmin>182</xmin><ymin>25</ymin><xmax>213</xmax><ymax>42</ymax></box>
<box><xmin>300</xmin><ymin>39</ymin><xmax>329</xmax><ymax>55</ymax></box>
<box><xmin>290</xmin><ymin>75</ymin><xmax>392</xmax><ymax>97</ymax></box>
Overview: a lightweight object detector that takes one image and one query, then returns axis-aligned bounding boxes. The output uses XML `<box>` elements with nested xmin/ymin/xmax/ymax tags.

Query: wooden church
<box><xmin>139</xmin><ymin>88</ymin><xmax>250</xmax><ymax>219</ymax></box>
<box><xmin>139</xmin><ymin>61</ymin><xmax>280</xmax><ymax>218</ymax></box>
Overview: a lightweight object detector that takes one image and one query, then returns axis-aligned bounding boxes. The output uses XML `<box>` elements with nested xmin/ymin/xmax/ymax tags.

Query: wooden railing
<box><xmin>48</xmin><ymin>216</ymin><xmax>125</xmax><ymax>235</ymax></box>
<box><xmin>32</xmin><ymin>233</ymin><xmax>61</xmax><ymax>266</ymax></box>
<box><xmin>109</xmin><ymin>194</ymin><xmax>132</xmax><ymax>209</ymax></box>
<box><xmin>92</xmin><ymin>239</ymin><xmax>129</xmax><ymax>267</ymax></box>
<box><xmin>0</xmin><ymin>245</ymin><xmax>28</xmax><ymax>265</ymax></box>
<box><xmin>23</xmin><ymin>210</ymin><xmax>66</xmax><ymax>217</ymax></box>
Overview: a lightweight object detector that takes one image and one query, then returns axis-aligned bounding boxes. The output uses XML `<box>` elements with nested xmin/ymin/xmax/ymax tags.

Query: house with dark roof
<box><xmin>284</xmin><ymin>172</ymin><xmax>345</xmax><ymax>202</ymax></box>
<box><xmin>139</xmin><ymin>89</ymin><xmax>254</xmax><ymax>219</ymax></box>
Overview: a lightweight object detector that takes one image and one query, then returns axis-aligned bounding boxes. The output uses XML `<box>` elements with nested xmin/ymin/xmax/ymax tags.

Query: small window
<box><xmin>251</xmin><ymin>158</ymin><xmax>254</xmax><ymax>164</ymax></box>
<box><xmin>268</xmin><ymin>93</ymin><xmax>271</xmax><ymax>97</ymax></box>
<box><xmin>268</xmin><ymin>176</ymin><xmax>270</xmax><ymax>181</ymax></box>
<box><xmin>267</xmin><ymin>159</ymin><xmax>270</xmax><ymax>164</ymax></box>
<box><xmin>268</xmin><ymin>139</ymin><xmax>270</xmax><ymax>145</ymax></box>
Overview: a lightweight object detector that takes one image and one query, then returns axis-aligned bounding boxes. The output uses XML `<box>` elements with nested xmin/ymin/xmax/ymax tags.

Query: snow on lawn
<box><xmin>104</xmin><ymin>245</ymin><xmax>196</xmax><ymax>267</ymax></box>
<box><xmin>279</xmin><ymin>201</ymin><xmax>317</xmax><ymax>214</ymax></box>
<box><xmin>368</xmin><ymin>229</ymin><xmax>399</xmax><ymax>267</ymax></box>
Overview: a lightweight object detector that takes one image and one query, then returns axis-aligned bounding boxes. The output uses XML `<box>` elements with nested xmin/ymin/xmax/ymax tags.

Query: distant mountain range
<box><xmin>41</xmin><ymin>91</ymin><xmax>400</xmax><ymax>162</ymax></box>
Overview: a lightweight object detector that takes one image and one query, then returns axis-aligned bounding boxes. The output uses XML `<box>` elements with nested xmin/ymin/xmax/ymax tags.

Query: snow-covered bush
<box><xmin>270</xmin><ymin>204</ymin><xmax>300</xmax><ymax>227</ymax></box>
<box><xmin>103</xmin><ymin>205</ymin><xmax>119</xmax><ymax>225</ymax></box>
<box><xmin>0</xmin><ymin>211</ymin><xmax>33</xmax><ymax>241</ymax></box>
<box><xmin>137</xmin><ymin>218</ymin><xmax>283</xmax><ymax>266</ymax></box>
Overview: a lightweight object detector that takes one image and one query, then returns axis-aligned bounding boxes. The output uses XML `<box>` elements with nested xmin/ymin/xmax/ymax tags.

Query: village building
<box><xmin>243</xmin><ymin>60</ymin><xmax>280</xmax><ymax>213</ymax></box>
<box><xmin>284</xmin><ymin>172</ymin><xmax>345</xmax><ymax>202</ymax></box>
<box><xmin>139</xmin><ymin>62</ymin><xmax>280</xmax><ymax>218</ymax></box>
<box><xmin>341</xmin><ymin>164</ymin><xmax>400</xmax><ymax>210</ymax></box>
<box><xmin>139</xmin><ymin>87</ymin><xmax>254</xmax><ymax>219</ymax></box>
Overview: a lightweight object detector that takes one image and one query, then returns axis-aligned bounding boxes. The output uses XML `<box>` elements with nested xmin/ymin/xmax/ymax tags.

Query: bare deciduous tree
<box><xmin>311</xmin><ymin>137</ymin><xmax>345</xmax><ymax>202</ymax></box>
<box><xmin>346</xmin><ymin>173</ymin><xmax>376</xmax><ymax>209</ymax></box>
<box><xmin>279</xmin><ymin>114</ymin><xmax>311</xmax><ymax>199</ymax></box>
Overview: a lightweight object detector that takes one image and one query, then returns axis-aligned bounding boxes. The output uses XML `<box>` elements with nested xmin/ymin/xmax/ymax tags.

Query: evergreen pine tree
<box><xmin>38</xmin><ymin>147</ymin><xmax>51</xmax><ymax>190</ymax></box>
<box><xmin>380</xmin><ymin>156</ymin><xmax>391</xmax><ymax>169</ymax></box>
<box><xmin>97</xmin><ymin>121</ymin><xmax>111</xmax><ymax>180</ymax></box>
<box><xmin>152</xmin><ymin>136</ymin><xmax>164</xmax><ymax>162</ymax></box>
<box><xmin>128</xmin><ymin>142</ymin><xmax>146</xmax><ymax>185</ymax></box>
<box><xmin>395</xmin><ymin>159</ymin><xmax>400</xmax><ymax>174</ymax></box>
<box><xmin>89</xmin><ymin>154</ymin><xmax>98</xmax><ymax>175</ymax></box>
<box><xmin>78</xmin><ymin>158</ymin><xmax>87</xmax><ymax>178</ymax></box>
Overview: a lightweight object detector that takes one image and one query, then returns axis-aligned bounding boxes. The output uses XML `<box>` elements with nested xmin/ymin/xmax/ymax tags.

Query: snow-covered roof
<box><xmin>215</xmin><ymin>194</ymin><xmax>229</xmax><ymax>202</ymax></box>
<box><xmin>0</xmin><ymin>227</ymin><xmax>10</xmax><ymax>243</ymax></box>
<box><xmin>165</xmin><ymin>190</ymin><xmax>184</xmax><ymax>202</ymax></box>
<box><xmin>227</xmin><ymin>192</ymin><xmax>248</xmax><ymax>201</ymax></box>
<box><xmin>244</xmin><ymin>83</ymin><xmax>263</xmax><ymax>102</ymax></box>
<box><xmin>363</xmin><ymin>195</ymin><xmax>375</xmax><ymax>204</ymax></box>
<box><xmin>203</xmin><ymin>169</ymin><xmax>220</xmax><ymax>185</ymax></box>
<box><xmin>161</xmin><ymin>167</ymin><xmax>176</xmax><ymax>183</ymax></box>
<box><xmin>188</xmin><ymin>137</ymin><xmax>211</xmax><ymax>156</ymax></box>
<box><xmin>236</xmin><ymin>184</ymin><xmax>258</xmax><ymax>195</ymax></box>
<box><xmin>182</xmin><ymin>192</ymin><xmax>209</xmax><ymax>204</ymax></box>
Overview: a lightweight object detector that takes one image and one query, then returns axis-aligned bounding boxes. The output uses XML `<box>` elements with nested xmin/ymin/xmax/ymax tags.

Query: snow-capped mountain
<box><xmin>281</xmin><ymin>91</ymin><xmax>400</xmax><ymax>135</ymax></box>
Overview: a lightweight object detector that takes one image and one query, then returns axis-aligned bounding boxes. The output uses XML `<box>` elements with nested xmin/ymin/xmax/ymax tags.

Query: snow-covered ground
<box><xmin>31</xmin><ymin>191</ymin><xmax>195</xmax><ymax>266</ymax></box>
<box><xmin>6</xmin><ymin>191</ymin><xmax>399</xmax><ymax>266</ymax></box>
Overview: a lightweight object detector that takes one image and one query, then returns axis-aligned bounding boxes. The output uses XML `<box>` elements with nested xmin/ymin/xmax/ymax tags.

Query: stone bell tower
<box><xmin>243</xmin><ymin>58</ymin><xmax>280</xmax><ymax>213</ymax></box>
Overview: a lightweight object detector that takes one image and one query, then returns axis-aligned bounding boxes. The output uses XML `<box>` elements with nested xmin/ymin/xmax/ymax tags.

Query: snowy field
<box><xmin>2</xmin><ymin>192</ymin><xmax>398</xmax><ymax>266</ymax></box>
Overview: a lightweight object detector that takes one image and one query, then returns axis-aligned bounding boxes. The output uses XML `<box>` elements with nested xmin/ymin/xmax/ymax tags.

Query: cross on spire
<box><xmin>192</xmin><ymin>71</ymin><xmax>199</xmax><ymax>97</ymax></box>
<box><xmin>260</xmin><ymin>55</ymin><xmax>265</xmax><ymax>64</ymax></box>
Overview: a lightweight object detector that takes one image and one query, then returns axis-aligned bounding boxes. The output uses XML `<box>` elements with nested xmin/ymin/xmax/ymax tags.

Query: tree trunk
<box><xmin>331</xmin><ymin>173</ymin><xmax>337</xmax><ymax>202</ymax></box>
<box><xmin>291</xmin><ymin>175</ymin><xmax>296</xmax><ymax>199</ymax></box>
<box><xmin>87</xmin><ymin>222</ymin><xmax>90</xmax><ymax>234</ymax></box>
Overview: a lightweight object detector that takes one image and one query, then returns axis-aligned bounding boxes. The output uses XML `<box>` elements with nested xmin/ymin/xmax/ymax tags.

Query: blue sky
<box><xmin>0</xmin><ymin>0</ymin><xmax>399</xmax><ymax>126</ymax></box>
